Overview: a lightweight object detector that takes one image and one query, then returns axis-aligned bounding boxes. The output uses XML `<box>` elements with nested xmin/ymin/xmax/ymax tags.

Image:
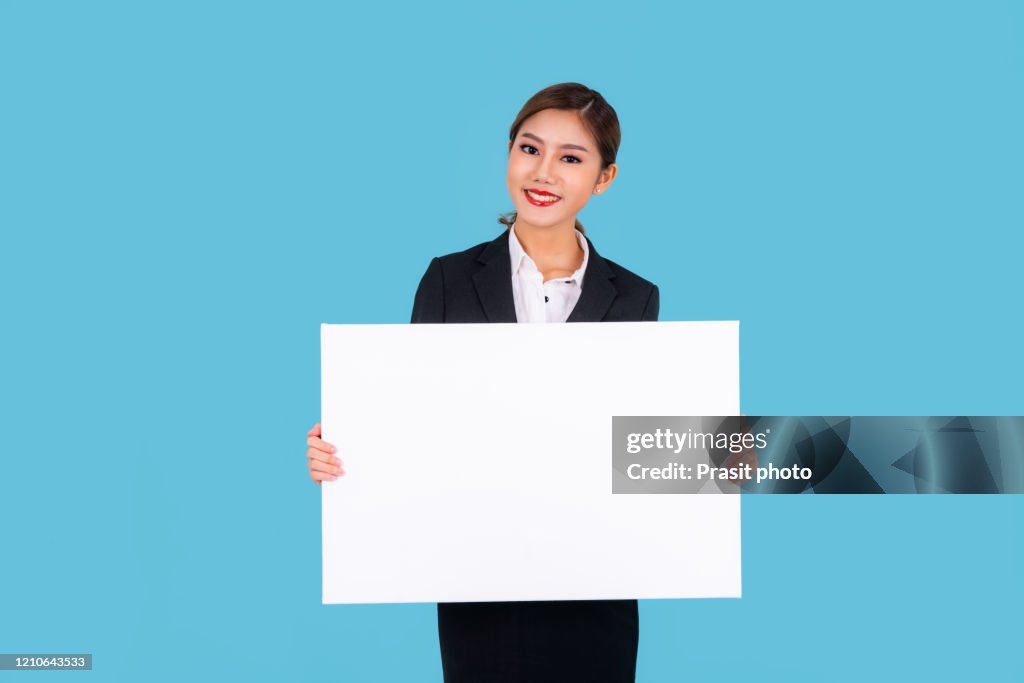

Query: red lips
<box><xmin>524</xmin><ymin>188</ymin><xmax>562</xmax><ymax>207</ymax></box>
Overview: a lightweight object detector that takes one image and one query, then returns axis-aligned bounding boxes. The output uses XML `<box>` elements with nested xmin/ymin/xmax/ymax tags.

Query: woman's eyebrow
<box><xmin>521</xmin><ymin>132</ymin><xmax>589</xmax><ymax>153</ymax></box>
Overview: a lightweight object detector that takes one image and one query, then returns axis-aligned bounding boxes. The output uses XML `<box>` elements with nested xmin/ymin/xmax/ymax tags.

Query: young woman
<box><xmin>306</xmin><ymin>83</ymin><xmax>659</xmax><ymax>682</ymax></box>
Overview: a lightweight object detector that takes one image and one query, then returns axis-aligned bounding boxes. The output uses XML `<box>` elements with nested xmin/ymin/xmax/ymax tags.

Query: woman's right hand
<box><xmin>307</xmin><ymin>422</ymin><xmax>344</xmax><ymax>485</ymax></box>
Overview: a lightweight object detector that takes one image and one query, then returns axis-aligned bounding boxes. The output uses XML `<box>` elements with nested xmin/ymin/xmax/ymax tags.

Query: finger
<box><xmin>308</xmin><ymin>458</ymin><xmax>344</xmax><ymax>476</ymax></box>
<box><xmin>308</xmin><ymin>422</ymin><xmax>322</xmax><ymax>438</ymax></box>
<box><xmin>307</xmin><ymin>436</ymin><xmax>337</xmax><ymax>454</ymax></box>
<box><xmin>305</xmin><ymin>440</ymin><xmax>342</xmax><ymax>462</ymax></box>
<box><xmin>310</xmin><ymin>467</ymin><xmax>342</xmax><ymax>482</ymax></box>
<box><xmin>307</xmin><ymin>447</ymin><xmax>342</xmax><ymax>467</ymax></box>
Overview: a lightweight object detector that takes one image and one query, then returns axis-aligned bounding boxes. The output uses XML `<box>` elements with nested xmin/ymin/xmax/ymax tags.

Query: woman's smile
<box><xmin>524</xmin><ymin>188</ymin><xmax>562</xmax><ymax>206</ymax></box>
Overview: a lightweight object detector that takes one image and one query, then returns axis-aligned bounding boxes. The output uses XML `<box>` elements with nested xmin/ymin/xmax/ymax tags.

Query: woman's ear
<box><xmin>593</xmin><ymin>163</ymin><xmax>618</xmax><ymax>195</ymax></box>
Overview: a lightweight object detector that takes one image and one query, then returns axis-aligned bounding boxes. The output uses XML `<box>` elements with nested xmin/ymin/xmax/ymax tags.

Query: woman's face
<box><xmin>506</xmin><ymin>108</ymin><xmax>616</xmax><ymax>231</ymax></box>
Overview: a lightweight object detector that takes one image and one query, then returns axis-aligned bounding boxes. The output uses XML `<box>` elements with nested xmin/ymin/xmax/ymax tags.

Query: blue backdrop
<box><xmin>1</xmin><ymin>1</ymin><xmax>1021</xmax><ymax>680</ymax></box>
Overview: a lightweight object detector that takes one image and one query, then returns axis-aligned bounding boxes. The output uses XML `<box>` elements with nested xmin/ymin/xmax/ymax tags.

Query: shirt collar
<box><xmin>509</xmin><ymin>222</ymin><xmax>589</xmax><ymax>285</ymax></box>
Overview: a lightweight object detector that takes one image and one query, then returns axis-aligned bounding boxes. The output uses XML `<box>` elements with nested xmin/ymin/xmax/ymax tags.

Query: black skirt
<box><xmin>438</xmin><ymin>600</ymin><xmax>639</xmax><ymax>683</ymax></box>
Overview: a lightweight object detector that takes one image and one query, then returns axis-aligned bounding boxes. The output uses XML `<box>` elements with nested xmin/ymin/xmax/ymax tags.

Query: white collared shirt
<box><xmin>508</xmin><ymin>223</ymin><xmax>589</xmax><ymax>323</ymax></box>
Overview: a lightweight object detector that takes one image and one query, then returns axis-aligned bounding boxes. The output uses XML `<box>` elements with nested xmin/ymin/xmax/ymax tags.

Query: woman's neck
<box><xmin>514</xmin><ymin>218</ymin><xmax>584</xmax><ymax>281</ymax></box>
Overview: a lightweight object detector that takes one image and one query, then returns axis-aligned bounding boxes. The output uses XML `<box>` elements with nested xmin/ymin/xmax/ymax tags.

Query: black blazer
<box><xmin>412</xmin><ymin>228</ymin><xmax>659</xmax><ymax>324</ymax></box>
<box><xmin>410</xmin><ymin>229</ymin><xmax>659</xmax><ymax>683</ymax></box>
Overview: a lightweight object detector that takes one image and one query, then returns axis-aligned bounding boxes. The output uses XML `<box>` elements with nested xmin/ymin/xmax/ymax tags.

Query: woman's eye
<box><xmin>562</xmin><ymin>155</ymin><xmax>581</xmax><ymax>164</ymax></box>
<box><xmin>520</xmin><ymin>144</ymin><xmax>539</xmax><ymax>155</ymax></box>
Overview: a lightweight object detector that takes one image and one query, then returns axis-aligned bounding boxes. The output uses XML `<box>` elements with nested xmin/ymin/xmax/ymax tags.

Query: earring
<box><xmin>596</xmin><ymin>189</ymin><xmax>602</xmax><ymax>194</ymax></box>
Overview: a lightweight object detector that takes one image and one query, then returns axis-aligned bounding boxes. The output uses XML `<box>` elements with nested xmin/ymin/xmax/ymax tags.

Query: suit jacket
<box><xmin>410</xmin><ymin>228</ymin><xmax>659</xmax><ymax>683</ymax></box>
<box><xmin>412</xmin><ymin>228</ymin><xmax>659</xmax><ymax>325</ymax></box>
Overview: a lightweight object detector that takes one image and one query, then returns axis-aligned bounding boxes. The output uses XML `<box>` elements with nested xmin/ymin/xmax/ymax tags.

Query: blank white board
<box><xmin>322</xmin><ymin>321</ymin><xmax>741</xmax><ymax>604</ymax></box>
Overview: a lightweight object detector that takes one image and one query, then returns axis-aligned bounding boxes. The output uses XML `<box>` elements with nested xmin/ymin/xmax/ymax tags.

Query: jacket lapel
<box><xmin>567</xmin><ymin>236</ymin><xmax>617</xmax><ymax>323</ymax></box>
<box><xmin>472</xmin><ymin>230</ymin><xmax>518</xmax><ymax>323</ymax></box>
<box><xmin>472</xmin><ymin>230</ymin><xmax>618</xmax><ymax>323</ymax></box>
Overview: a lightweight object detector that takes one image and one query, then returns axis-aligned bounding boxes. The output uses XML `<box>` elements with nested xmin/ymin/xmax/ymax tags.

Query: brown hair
<box><xmin>499</xmin><ymin>82</ymin><xmax>621</xmax><ymax>234</ymax></box>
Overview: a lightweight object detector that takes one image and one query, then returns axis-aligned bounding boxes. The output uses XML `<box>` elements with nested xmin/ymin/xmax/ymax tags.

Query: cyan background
<box><xmin>1</xmin><ymin>1</ymin><xmax>1021</xmax><ymax>680</ymax></box>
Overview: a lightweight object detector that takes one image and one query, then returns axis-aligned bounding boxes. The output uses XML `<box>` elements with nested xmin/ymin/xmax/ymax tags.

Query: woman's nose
<box><xmin>533</xmin><ymin>153</ymin><xmax>557</xmax><ymax>184</ymax></box>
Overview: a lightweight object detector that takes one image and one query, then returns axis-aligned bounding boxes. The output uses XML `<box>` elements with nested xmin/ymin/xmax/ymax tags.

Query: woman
<box><xmin>306</xmin><ymin>83</ymin><xmax>659</xmax><ymax>682</ymax></box>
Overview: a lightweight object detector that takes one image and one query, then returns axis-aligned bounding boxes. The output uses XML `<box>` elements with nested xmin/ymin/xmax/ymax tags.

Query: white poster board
<box><xmin>322</xmin><ymin>321</ymin><xmax>741</xmax><ymax>604</ymax></box>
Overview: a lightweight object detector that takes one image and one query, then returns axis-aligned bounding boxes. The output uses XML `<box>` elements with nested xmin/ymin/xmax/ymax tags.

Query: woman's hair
<box><xmin>499</xmin><ymin>82</ymin><xmax>621</xmax><ymax>234</ymax></box>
